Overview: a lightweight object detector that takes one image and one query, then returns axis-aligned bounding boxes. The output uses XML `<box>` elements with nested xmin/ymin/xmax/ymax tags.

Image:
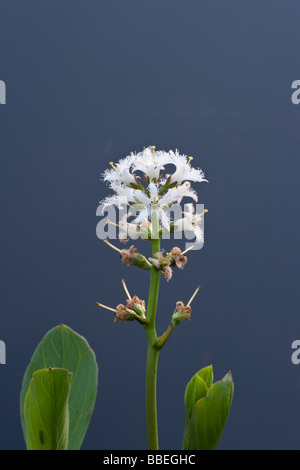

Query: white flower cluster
<box><xmin>100</xmin><ymin>146</ymin><xmax>207</xmax><ymax>244</ymax></box>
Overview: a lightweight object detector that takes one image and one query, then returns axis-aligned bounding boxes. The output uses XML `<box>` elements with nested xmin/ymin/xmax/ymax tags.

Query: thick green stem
<box><xmin>145</xmin><ymin>330</ymin><xmax>159</xmax><ymax>449</ymax></box>
<box><xmin>145</xmin><ymin>214</ymin><xmax>161</xmax><ymax>450</ymax></box>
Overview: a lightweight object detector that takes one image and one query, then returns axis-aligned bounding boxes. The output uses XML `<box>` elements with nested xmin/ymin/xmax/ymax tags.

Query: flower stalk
<box><xmin>144</xmin><ymin>211</ymin><xmax>161</xmax><ymax>450</ymax></box>
<box><xmin>98</xmin><ymin>146</ymin><xmax>207</xmax><ymax>450</ymax></box>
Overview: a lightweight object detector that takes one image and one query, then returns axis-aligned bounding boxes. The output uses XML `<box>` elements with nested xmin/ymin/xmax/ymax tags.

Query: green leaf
<box><xmin>197</xmin><ymin>365</ymin><xmax>213</xmax><ymax>389</ymax></box>
<box><xmin>184</xmin><ymin>375</ymin><xmax>208</xmax><ymax>419</ymax></box>
<box><xmin>182</xmin><ymin>368</ymin><xmax>234</xmax><ymax>450</ymax></box>
<box><xmin>20</xmin><ymin>324</ymin><xmax>98</xmax><ymax>450</ymax></box>
<box><xmin>184</xmin><ymin>365</ymin><xmax>213</xmax><ymax>419</ymax></box>
<box><xmin>24</xmin><ymin>368</ymin><xmax>72</xmax><ymax>450</ymax></box>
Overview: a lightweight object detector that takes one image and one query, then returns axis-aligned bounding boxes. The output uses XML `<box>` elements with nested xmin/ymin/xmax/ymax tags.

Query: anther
<box><xmin>109</xmin><ymin>162</ymin><xmax>118</xmax><ymax>171</ymax></box>
<box><xmin>151</xmin><ymin>146</ymin><xmax>156</xmax><ymax>160</ymax></box>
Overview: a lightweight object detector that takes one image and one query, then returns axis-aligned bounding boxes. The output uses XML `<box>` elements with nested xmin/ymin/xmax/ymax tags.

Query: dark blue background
<box><xmin>1</xmin><ymin>0</ymin><xmax>300</xmax><ymax>450</ymax></box>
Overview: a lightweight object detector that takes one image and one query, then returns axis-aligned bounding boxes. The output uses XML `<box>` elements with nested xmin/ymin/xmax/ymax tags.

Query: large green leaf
<box><xmin>182</xmin><ymin>368</ymin><xmax>234</xmax><ymax>450</ymax></box>
<box><xmin>24</xmin><ymin>368</ymin><xmax>72</xmax><ymax>450</ymax></box>
<box><xmin>20</xmin><ymin>324</ymin><xmax>98</xmax><ymax>450</ymax></box>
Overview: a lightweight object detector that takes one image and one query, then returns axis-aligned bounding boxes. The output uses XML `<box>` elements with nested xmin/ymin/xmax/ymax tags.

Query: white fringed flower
<box><xmin>131</xmin><ymin>147</ymin><xmax>172</xmax><ymax>181</ymax></box>
<box><xmin>166</xmin><ymin>150</ymin><xmax>208</xmax><ymax>184</ymax></box>
<box><xmin>172</xmin><ymin>203</ymin><xmax>205</xmax><ymax>245</ymax></box>
<box><xmin>99</xmin><ymin>146</ymin><xmax>207</xmax><ymax>242</ymax></box>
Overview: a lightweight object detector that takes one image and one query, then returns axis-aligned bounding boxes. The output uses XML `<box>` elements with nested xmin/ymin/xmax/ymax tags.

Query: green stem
<box><xmin>145</xmin><ymin>330</ymin><xmax>159</xmax><ymax>449</ymax></box>
<box><xmin>145</xmin><ymin>214</ymin><xmax>161</xmax><ymax>450</ymax></box>
<box><xmin>154</xmin><ymin>321</ymin><xmax>174</xmax><ymax>350</ymax></box>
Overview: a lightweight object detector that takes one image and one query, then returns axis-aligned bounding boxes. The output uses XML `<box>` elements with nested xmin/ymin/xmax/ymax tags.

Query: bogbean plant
<box><xmin>20</xmin><ymin>146</ymin><xmax>233</xmax><ymax>450</ymax></box>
